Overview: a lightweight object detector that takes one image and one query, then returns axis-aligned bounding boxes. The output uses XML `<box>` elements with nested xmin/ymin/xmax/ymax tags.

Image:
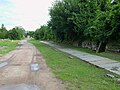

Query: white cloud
<box><xmin>0</xmin><ymin>0</ymin><xmax>55</xmax><ymax>31</ymax></box>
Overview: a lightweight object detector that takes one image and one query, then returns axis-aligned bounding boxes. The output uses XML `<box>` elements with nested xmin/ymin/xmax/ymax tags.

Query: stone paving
<box><xmin>40</xmin><ymin>41</ymin><xmax>120</xmax><ymax>75</ymax></box>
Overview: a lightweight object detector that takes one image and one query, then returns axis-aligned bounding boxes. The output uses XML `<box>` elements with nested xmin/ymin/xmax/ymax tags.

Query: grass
<box><xmin>0</xmin><ymin>40</ymin><xmax>18</xmax><ymax>55</ymax></box>
<box><xmin>54</xmin><ymin>42</ymin><xmax>120</xmax><ymax>62</ymax></box>
<box><xmin>29</xmin><ymin>39</ymin><xmax>120</xmax><ymax>90</ymax></box>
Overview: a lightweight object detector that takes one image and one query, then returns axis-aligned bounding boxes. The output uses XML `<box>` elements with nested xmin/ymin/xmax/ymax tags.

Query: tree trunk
<box><xmin>96</xmin><ymin>41</ymin><xmax>107</xmax><ymax>53</ymax></box>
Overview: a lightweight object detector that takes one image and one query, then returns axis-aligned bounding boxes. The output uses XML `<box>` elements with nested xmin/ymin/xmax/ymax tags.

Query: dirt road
<box><xmin>0</xmin><ymin>40</ymin><xmax>65</xmax><ymax>90</ymax></box>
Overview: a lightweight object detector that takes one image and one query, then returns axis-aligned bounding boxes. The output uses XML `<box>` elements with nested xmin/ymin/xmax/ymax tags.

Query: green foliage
<box><xmin>0</xmin><ymin>40</ymin><xmax>17</xmax><ymax>54</ymax></box>
<box><xmin>34</xmin><ymin>25</ymin><xmax>54</xmax><ymax>40</ymax></box>
<box><xmin>0</xmin><ymin>24</ymin><xmax>26</xmax><ymax>40</ymax></box>
<box><xmin>109</xmin><ymin>3</ymin><xmax>120</xmax><ymax>42</ymax></box>
<box><xmin>0</xmin><ymin>24</ymin><xmax>8</xmax><ymax>39</ymax></box>
<box><xmin>48</xmin><ymin>0</ymin><xmax>100</xmax><ymax>43</ymax></box>
<box><xmin>8</xmin><ymin>26</ymin><xmax>25</xmax><ymax>40</ymax></box>
<box><xmin>48</xmin><ymin>0</ymin><xmax>120</xmax><ymax>52</ymax></box>
<box><xmin>29</xmin><ymin>39</ymin><xmax>120</xmax><ymax>90</ymax></box>
<box><xmin>25</xmin><ymin>31</ymin><xmax>35</xmax><ymax>38</ymax></box>
<box><xmin>34</xmin><ymin>0</ymin><xmax>120</xmax><ymax>52</ymax></box>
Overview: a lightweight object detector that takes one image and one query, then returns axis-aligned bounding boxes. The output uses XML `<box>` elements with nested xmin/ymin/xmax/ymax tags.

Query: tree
<box><xmin>25</xmin><ymin>31</ymin><xmax>35</xmax><ymax>38</ymax></box>
<box><xmin>109</xmin><ymin>3</ymin><xmax>120</xmax><ymax>42</ymax></box>
<box><xmin>34</xmin><ymin>25</ymin><xmax>53</xmax><ymax>40</ymax></box>
<box><xmin>8</xmin><ymin>26</ymin><xmax>25</xmax><ymax>40</ymax></box>
<box><xmin>34</xmin><ymin>0</ymin><xmax>120</xmax><ymax>53</ymax></box>
<box><xmin>85</xmin><ymin>0</ymin><xmax>120</xmax><ymax>52</ymax></box>
<box><xmin>0</xmin><ymin>24</ymin><xmax>8</xmax><ymax>39</ymax></box>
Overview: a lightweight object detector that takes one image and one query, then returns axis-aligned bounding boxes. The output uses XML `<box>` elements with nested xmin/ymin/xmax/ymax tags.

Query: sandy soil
<box><xmin>0</xmin><ymin>40</ymin><xmax>65</xmax><ymax>90</ymax></box>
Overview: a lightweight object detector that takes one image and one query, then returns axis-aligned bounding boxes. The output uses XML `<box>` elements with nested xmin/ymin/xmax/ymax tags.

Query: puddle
<box><xmin>0</xmin><ymin>62</ymin><xmax>8</xmax><ymax>68</ymax></box>
<box><xmin>30</xmin><ymin>63</ymin><xmax>40</xmax><ymax>71</ymax></box>
<box><xmin>0</xmin><ymin>84</ymin><xmax>41</xmax><ymax>90</ymax></box>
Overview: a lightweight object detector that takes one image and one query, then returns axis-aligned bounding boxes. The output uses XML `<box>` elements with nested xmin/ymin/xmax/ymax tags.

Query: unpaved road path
<box><xmin>0</xmin><ymin>40</ymin><xmax>65</xmax><ymax>90</ymax></box>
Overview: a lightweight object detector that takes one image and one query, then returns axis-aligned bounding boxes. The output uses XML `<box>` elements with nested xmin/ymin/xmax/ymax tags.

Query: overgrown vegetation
<box><xmin>29</xmin><ymin>39</ymin><xmax>120</xmax><ymax>90</ymax></box>
<box><xmin>34</xmin><ymin>25</ymin><xmax>54</xmax><ymax>40</ymax></box>
<box><xmin>0</xmin><ymin>24</ymin><xmax>8</xmax><ymax>39</ymax></box>
<box><xmin>25</xmin><ymin>31</ymin><xmax>35</xmax><ymax>38</ymax></box>
<box><xmin>8</xmin><ymin>26</ymin><xmax>25</xmax><ymax>40</ymax></box>
<box><xmin>0</xmin><ymin>24</ymin><xmax>25</xmax><ymax>40</ymax></box>
<box><xmin>34</xmin><ymin>0</ymin><xmax>120</xmax><ymax>53</ymax></box>
<box><xmin>0</xmin><ymin>40</ymin><xmax>17</xmax><ymax>55</ymax></box>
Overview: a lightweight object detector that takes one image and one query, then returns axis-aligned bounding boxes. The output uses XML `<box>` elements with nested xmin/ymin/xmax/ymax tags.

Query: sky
<box><xmin>0</xmin><ymin>0</ymin><xmax>55</xmax><ymax>31</ymax></box>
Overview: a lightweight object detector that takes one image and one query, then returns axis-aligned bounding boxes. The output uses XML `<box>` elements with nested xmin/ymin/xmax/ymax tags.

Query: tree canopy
<box><xmin>0</xmin><ymin>24</ymin><xmax>25</xmax><ymax>40</ymax></box>
<box><xmin>8</xmin><ymin>26</ymin><xmax>25</xmax><ymax>40</ymax></box>
<box><xmin>35</xmin><ymin>0</ymin><xmax>120</xmax><ymax>52</ymax></box>
<box><xmin>0</xmin><ymin>24</ymin><xmax>8</xmax><ymax>39</ymax></box>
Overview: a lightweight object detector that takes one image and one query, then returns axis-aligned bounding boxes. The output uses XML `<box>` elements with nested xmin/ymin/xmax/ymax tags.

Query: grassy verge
<box><xmin>0</xmin><ymin>40</ymin><xmax>17</xmax><ymax>55</ymax></box>
<box><xmin>53</xmin><ymin>42</ymin><xmax>120</xmax><ymax>62</ymax></box>
<box><xmin>29</xmin><ymin>39</ymin><xmax>120</xmax><ymax>90</ymax></box>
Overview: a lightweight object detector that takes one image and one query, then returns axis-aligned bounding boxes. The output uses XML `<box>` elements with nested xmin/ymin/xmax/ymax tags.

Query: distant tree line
<box><xmin>34</xmin><ymin>0</ymin><xmax>120</xmax><ymax>53</ymax></box>
<box><xmin>0</xmin><ymin>24</ymin><xmax>25</xmax><ymax>40</ymax></box>
<box><xmin>25</xmin><ymin>31</ymin><xmax>35</xmax><ymax>38</ymax></box>
<box><xmin>34</xmin><ymin>25</ymin><xmax>54</xmax><ymax>40</ymax></box>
